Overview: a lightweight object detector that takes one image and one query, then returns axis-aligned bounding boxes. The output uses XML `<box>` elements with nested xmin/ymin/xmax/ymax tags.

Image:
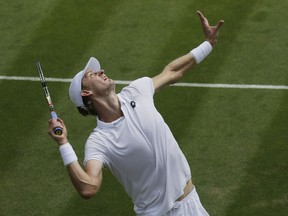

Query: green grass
<box><xmin>0</xmin><ymin>0</ymin><xmax>287</xmax><ymax>215</ymax></box>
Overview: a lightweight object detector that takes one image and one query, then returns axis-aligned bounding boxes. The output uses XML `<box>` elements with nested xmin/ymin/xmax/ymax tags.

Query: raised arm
<box><xmin>152</xmin><ymin>11</ymin><xmax>224</xmax><ymax>91</ymax></box>
<box><xmin>48</xmin><ymin>118</ymin><xmax>103</xmax><ymax>199</ymax></box>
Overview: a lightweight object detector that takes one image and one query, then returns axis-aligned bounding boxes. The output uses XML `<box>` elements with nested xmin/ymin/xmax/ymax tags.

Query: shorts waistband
<box><xmin>173</xmin><ymin>186</ymin><xmax>196</xmax><ymax>209</ymax></box>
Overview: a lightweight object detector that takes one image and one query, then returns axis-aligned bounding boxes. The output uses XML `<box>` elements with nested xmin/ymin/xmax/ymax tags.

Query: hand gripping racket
<box><xmin>36</xmin><ymin>60</ymin><xmax>63</xmax><ymax>135</ymax></box>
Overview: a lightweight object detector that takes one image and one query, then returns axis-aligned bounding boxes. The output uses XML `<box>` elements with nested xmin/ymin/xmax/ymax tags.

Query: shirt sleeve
<box><xmin>83</xmin><ymin>132</ymin><xmax>109</xmax><ymax>166</ymax></box>
<box><xmin>128</xmin><ymin>77</ymin><xmax>155</xmax><ymax>98</ymax></box>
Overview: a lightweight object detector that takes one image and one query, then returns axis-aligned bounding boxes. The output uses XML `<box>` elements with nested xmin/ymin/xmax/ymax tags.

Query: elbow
<box><xmin>80</xmin><ymin>194</ymin><xmax>91</xmax><ymax>200</ymax></box>
<box><xmin>78</xmin><ymin>186</ymin><xmax>99</xmax><ymax>199</ymax></box>
<box><xmin>80</xmin><ymin>192</ymin><xmax>94</xmax><ymax>200</ymax></box>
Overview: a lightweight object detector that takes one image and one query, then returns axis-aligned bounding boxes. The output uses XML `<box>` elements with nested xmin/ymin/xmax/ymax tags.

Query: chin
<box><xmin>108</xmin><ymin>79</ymin><xmax>116</xmax><ymax>90</ymax></box>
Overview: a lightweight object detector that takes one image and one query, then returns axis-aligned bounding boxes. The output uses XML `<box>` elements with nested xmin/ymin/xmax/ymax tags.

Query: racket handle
<box><xmin>50</xmin><ymin>111</ymin><xmax>63</xmax><ymax>135</ymax></box>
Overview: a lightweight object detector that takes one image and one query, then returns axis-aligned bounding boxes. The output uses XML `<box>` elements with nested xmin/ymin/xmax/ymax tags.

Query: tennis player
<box><xmin>48</xmin><ymin>11</ymin><xmax>224</xmax><ymax>216</ymax></box>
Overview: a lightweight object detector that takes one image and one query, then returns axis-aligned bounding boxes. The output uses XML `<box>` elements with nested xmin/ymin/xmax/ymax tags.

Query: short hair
<box><xmin>77</xmin><ymin>96</ymin><xmax>98</xmax><ymax>116</ymax></box>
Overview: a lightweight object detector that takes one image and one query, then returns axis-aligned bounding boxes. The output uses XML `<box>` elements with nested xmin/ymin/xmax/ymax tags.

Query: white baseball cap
<box><xmin>69</xmin><ymin>57</ymin><xmax>101</xmax><ymax>108</ymax></box>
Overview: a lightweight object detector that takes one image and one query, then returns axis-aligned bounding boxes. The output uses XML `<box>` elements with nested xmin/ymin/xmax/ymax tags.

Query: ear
<box><xmin>81</xmin><ymin>89</ymin><xmax>93</xmax><ymax>97</ymax></box>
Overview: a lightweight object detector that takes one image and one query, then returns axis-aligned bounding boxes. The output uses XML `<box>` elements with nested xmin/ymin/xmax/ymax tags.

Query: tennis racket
<box><xmin>36</xmin><ymin>60</ymin><xmax>63</xmax><ymax>135</ymax></box>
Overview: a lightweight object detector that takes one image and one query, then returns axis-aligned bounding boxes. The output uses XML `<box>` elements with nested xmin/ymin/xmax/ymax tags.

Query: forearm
<box><xmin>153</xmin><ymin>41</ymin><xmax>213</xmax><ymax>91</ymax></box>
<box><xmin>58</xmin><ymin>143</ymin><xmax>102</xmax><ymax>199</ymax></box>
<box><xmin>48</xmin><ymin>120</ymin><xmax>102</xmax><ymax>198</ymax></box>
<box><xmin>67</xmin><ymin>161</ymin><xmax>102</xmax><ymax>199</ymax></box>
<box><xmin>165</xmin><ymin>40</ymin><xmax>212</xmax><ymax>76</ymax></box>
<box><xmin>164</xmin><ymin>53</ymin><xmax>196</xmax><ymax>79</ymax></box>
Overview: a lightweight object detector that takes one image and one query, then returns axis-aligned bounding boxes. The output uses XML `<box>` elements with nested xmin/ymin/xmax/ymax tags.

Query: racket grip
<box><xmin>50</xmin><ymin>111</ymin><xmax>63</xmax><ymax>135</ymax></box>
<box><xmin>50</xmin><ymin>111</ymin><xmax>58</xmax><ymax>119</ymax></box>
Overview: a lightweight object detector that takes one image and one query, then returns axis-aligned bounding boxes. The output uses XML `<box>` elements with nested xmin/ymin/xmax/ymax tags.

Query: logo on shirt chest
<box><xmin>130</xmin><ymin>101</ymin><xmax>136</xmax><ymax>108</ymax></box>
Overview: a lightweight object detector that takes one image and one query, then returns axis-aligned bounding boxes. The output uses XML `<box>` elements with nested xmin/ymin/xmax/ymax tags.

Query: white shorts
<box><xmin>163</xmin><ymin>187</ymin><xmax>210</xmax><ymax>216</ymax></box>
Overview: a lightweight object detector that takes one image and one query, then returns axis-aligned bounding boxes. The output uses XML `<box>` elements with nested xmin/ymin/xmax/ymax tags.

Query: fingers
<box><xmin>196</xmin><ymin>11</ymin><xmax>224</xmax><ymax>46</ymax></box>
<box><xmin>48</xmin><ymin>118</ymin><xmax>65</xmax><ymax>135</ymax></box>
<box><xmin>48</xmin><ymin>118</ymin><xmax>64</xmax><ymax>127</ymax></box>
<box><xmin>56</xmin><ymin>118</ymin><xmax>66</xmax><ymax>128</ymax></box>
<box><xmin>197</xmin><ymin>10</ymin><xmax>209</xmax><ymax>26</ymax></box>
<box><xmin>197</xmin><ymin>11</ymin><xmax>224</xmax><ymax>29</ymax></box>
<box><xmin>215</xmin><ymin>20</ymin><xmax>225</xmax><ymax>31</ymax></box>
<box><xmin>47</xmin><ymin>118</ymin><xmax>68</xmax><ymax>145</ymax></box>
<box><xmin>197</xmin><ymin>11</ymin><xmax>205</xmax><ymax>21</ymax></box>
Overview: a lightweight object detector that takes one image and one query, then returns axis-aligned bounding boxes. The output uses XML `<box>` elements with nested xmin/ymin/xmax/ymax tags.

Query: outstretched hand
<box><xmin>197</xmin><ymin>11</ymin><xmax>224</xmax><ymax>46</ymax></box>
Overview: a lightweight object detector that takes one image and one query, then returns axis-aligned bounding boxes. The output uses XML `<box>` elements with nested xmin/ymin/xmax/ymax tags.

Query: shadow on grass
<box><xmin>225</xmin><ymin>92</ymin><xmax>288</xmax><ymax>216</ymax></box>
<box><xmin>4</xmin><ymin>0</ymin><xmax>121</xmax><ymax>77</ymax></box>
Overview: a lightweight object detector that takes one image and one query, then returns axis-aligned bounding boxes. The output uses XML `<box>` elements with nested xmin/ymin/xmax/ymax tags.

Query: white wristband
<box><xmin>59</xmin><ymin>143</ymin><xmax>78</xmax><ymax>166</ymax></box>
<box><xmin>190</xmin><ymin>41</ymin><xmax>213</xmax><ymax>64</ymax></box>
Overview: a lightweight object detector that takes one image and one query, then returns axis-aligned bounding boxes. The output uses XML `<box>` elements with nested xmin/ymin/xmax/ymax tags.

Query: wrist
<box><xmin>58</xmin><ymin>138</ymin><xmax>69</xmax><ymax>146</ymax></box>
<box><xmin>59</xmin><ymin>143</ymin><xmax>78</xmax><ymax>166</ymax></box>
<box><xmin>206</xmin><ymin>39</ymin><xmax>216</xmax><ymax>47</ymax></box>
<box><xmin>190</xmin><ymin>41</ymin><xmax>213</xmax><ymax>64</ymax></box>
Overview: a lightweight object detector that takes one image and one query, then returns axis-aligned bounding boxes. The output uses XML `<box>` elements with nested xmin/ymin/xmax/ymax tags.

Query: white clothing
<box><xmin>84</xmin><ymin>77</ymin><xmax>191</xmax><ymax>216</ymax></box>
<box><xmin>163</xmin><ymin>187</ymin><xmax>209</xmax><ymax>216</ymax></box>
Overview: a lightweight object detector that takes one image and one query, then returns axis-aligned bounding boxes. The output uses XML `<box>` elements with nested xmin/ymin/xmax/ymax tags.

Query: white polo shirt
<box><xmin>84</xmin><ymin>77</ymin><xmax>191</xmax><ymax>216</ymax></box>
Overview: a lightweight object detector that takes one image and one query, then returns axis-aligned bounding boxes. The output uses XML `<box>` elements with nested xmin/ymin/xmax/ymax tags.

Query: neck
<box><xmin>92</xmin><ymin>93</ymin><xmax>123</xmax><ymax>123</ymax></box>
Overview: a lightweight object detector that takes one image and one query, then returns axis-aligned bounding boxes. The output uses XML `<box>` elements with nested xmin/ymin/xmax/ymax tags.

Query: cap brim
<box><xmin>83</xmin><ymin>57</ymin><xmax>101</xmax><ymax>74</ymax></box>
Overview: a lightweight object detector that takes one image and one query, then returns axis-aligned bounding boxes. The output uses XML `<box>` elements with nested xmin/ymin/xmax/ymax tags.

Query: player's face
<box><xmin>81</xmin><ymin>69</ymin><xmax>115</xmax><ymax>95</ymax></box>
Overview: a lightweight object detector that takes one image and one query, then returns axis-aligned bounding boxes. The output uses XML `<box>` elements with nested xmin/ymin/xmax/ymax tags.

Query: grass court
<box><xmin>0</xmin><ymin>0</ymin><xmax>287</xmax><ymax>215</ymax></box>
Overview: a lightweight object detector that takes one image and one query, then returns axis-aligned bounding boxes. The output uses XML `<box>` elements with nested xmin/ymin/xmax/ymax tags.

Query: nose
<box><xmin>97</xmin><ymin>70</ymin><xmax>104</xmax><ymax>75</ymax></box>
